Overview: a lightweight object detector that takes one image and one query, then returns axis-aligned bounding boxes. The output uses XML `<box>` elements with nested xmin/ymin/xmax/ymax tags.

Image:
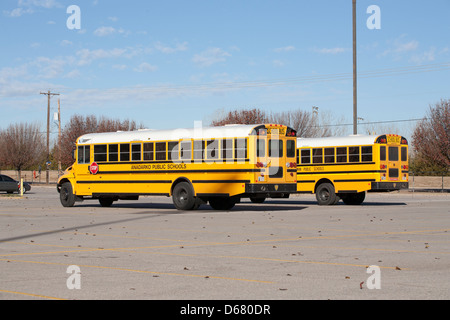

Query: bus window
<box><xmin>336</xmin><ymin>147</ymin><xmax>347</xmax><ymax>163</ymax></box>
<box><xmin>168</xmin><ymin>142</ymin><xmax>179</xmax><ymax>161</ymax></box>
<box><xmin>193</xmin><ymin>140</ymin><xmax>205</xmax><ymax>160</ymax></box>
<box><xmin>380</xmin><ymin>146</ymin><xmax>386</xmax><ymax>161</ymax></box>
<box><xmin>78</xmin><ymin>145</ymin><xmax>90</xmax><ymax>164</ymax></box>
<box><xmin>257</xmin><ymin>138</ymin><xmax>265</xmax><ymax>157</ymax></box>
<box><xmin>222</xmin><ymin>139</ymin><xmax>233</xmax><ymax>160</ymax></box>
<box><xmin>349</xmin><ymin>146</ymin><xmax>360</xmax><ymax>162</ymax></box>
<box><xmin>235</xmin><ymin>138</ymin><xmax>247</xmax><ymax>159</ymax></box>
<box><xmin>361</xmin><ymin>146</ymin><xmax>373</xmax><ymax>162</ymax></box>
<box><xmin>143</xmin><ymin>143</ymin><xmax>154</xmax><ymax>161</ymax></box>
<box><xmin>324</xmin><ymin>148</ymin><xmax>335</xmax><ymax>163</ymax></box>
<box><xmin>301</xmin><ymin>149</ymin><xmax>311</xmax><ymax>164</ymax></box>
<box><xmin>269</xmin><ymin>139</ymin><xmax>283</xmax><ymax>158</ymax></box>
<box><xmin>286</xmin><ymin>140</ymin><xmax>296</xmax><ymax>158</ymax></box>
<box><xmin>94</xmin><ymin>145</ymin><xmax>107</xmax><ymax>162</ymax></box>
<box><xmin>313</xmin><ymin>148</ymin><xmax>323</xmax><ymax>164</ymax></box>
<box><xmin>109</xmin><ymin>144</ymin><xmax>118</xmax><ymax>162</ymax></box>
<box><xmin>388</xmin><ymin>147</ymin><xmax>398</xmax><ymax>161</ymax></box>
<box><xmin>155</xmin><ymin>142</ymin><xmax>167</xmax><ymax>161</ymax></box>
<box><xmin>206</xmin><ymin>139</ymin><xmax>219</xmax><ymax>160</ymax></box>
<box><xmin>131</xmin><ymin>143</ymin><xmax>142</xmax><ymax>161</ymax></box>
<box><xmin>401</xmin><ymin>147</ymin><xmax>408</xmax><ymax>162</ymax></box>
<box><xmin>120</xmin><ymin>144</ymin><xmax>130</xmax><ymax>161</ymax></box>
<box><xmin>180</xmin><ymin>141</ymin><xmax>192</xmax><ymax>161</ymax></box>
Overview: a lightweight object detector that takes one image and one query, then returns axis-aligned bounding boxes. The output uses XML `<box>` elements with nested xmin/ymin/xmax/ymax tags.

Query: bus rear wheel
<box><xmin>341</xmin><ymin>192</ymin><xmax>365</xmax><ymax>205</ymax></box>
<box><xmin>172</xmin><ymin>182</ymin><xmax>197</xmax><ymax>210</ymax></box>
<box><xmin>60</xmin><ymin>182</ymin><xmax>76</xmax><ymax>207</ymax></box>
<box><xmin>315</xmin><ymin>183</ymin><xmax>337</xmax><ymax>206</ymax></box>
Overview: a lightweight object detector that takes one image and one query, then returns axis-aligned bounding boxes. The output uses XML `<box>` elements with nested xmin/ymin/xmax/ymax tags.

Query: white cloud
<box><xmin>94</xmin><ymin>26</ymin><xmax>116</xmax><ymax>37</ymax></box>
<box><xmin>313</xmin><ymin>47</ymin><xmax>349</xmax><ymax>54</ymax></box>
<box><xmin>76</xmin><ymin>48</ymin><xmax>127</xmax><ymax>66</ymax></box>
<box><xmin>192</xmin><ymin>48</ymin><xmax>231</xmax><ymax>67</ymax></box>
<box><xmin>155</xmin><ymin>41</ymin><xmax>188</xmax><ymax>54</ymax></box>
<box><xmin>5</xmin><ymin>0</ymin><xmax>61</xmax><ymax>17</ymax></box>
<box><xmin>274</xmin><ymin>46</ymin><xmax>295</xmax><ymax>53</ymax></box>
<box><xmin>134</xmin><ymin>62</ymin><xmax>157</xmax><ymax>73</ymax></box>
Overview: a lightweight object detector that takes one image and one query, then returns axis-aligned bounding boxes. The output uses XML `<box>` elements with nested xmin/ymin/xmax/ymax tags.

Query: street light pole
<box><xmin>353</xmin><ymin>0</ymin><xmax>358</xmax><ymax>135</ymax></box>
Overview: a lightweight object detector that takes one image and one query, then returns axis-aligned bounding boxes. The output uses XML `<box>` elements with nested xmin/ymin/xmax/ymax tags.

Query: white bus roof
<box><xmin>297</xmin><ymin>134</ymin><xmax>383</xmax><ymax>148</ymax></box>
<box><xmin>77</xmin><ymin>124</ymin><xmax>268</xmax><ymax>145</ymax></box>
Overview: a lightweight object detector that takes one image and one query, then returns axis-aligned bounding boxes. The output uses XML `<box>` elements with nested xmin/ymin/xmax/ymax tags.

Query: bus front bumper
<box><xmin>371</xmin><ymin>181</ymin><xmax>409</xmax><ymax>191</ymax></box>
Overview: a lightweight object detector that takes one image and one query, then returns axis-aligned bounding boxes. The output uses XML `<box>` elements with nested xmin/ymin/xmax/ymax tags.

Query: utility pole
<box><xmin>352</xmin><ymin>0</ymin><xmax>358</xmax><ymax>135</ymax></box>
<box><xmin>40</xmin><ymin>90</ymin><xmax>60</xmax><ymax>184</ymax></box>
<box><xmin>58</xmin><ymin>98</ymin><xmax>62</xmax><ymax>177</ymax></box>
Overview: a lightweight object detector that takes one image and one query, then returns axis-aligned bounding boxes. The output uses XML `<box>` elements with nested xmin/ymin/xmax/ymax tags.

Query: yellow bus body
<box><xmin>296</xmin><ymin>134</ymin><xmax>409</xmax><ymax>205</ymax></box>
<box><xmin>57</xmin><ymin>124</ymin><xmax>297</xmax><ymax>210</ymax></box>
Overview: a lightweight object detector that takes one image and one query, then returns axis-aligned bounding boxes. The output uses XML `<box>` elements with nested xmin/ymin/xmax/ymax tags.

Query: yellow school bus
<box><xmin>296</xmin><ymin>134</ymin><xmax>409</xmax><ymax>205</ymax></box>
<box><xmin>57</xmin><ymin>123</ymin><xmax>297</xmax><ymax>210</ymax></box>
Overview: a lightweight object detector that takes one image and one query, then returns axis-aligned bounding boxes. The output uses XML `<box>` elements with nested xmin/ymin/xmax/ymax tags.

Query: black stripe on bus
<box><xmin>334</xmin><ymin>179</ymin><xmax>376</xmax><ymax>183</ymax></box>
<box><xmin>297</xmin><ymin>170</ymin><xmax>383</xmax><ymax>175</ymax></box>
<box><xmin>95</xmin><ymin>159</ymin><xmax>250</xmax><ymax>165</ymax></box>
<box><xmin>77</xmin><ymin>180</ymin><xmax>172</xmax><ymax>184</ymax></box>
<box><xmin>297</xmin><ymin>162</ymin><xmax>376</xmax><ymax>167</ymax></box>
<box><xmin>98</xmin><ymin>169</ymin><xmax>261</xmax><ymax>175</ymax></box>
<box><xmin>192</xmin><ymin>180</ymin><xmax>250</xmax><ymax>184</ymax></box>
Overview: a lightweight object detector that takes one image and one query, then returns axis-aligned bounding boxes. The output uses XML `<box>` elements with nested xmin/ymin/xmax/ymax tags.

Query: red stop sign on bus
<box><xmin>89</xmin><ymin>162</ymin><xmax>99</xmax><ymax>175</ymax></box>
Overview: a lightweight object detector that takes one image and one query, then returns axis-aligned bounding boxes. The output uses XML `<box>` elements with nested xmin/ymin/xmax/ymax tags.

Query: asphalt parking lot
<box><xmin>0</xmin><ymin>186</ymin><xmax>449</xmax><ymax>302</ymax></box>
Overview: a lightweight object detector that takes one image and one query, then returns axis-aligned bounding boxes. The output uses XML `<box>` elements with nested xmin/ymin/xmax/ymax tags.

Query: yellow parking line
<box><xmin>0</xmin><ymin>258</ymin><xmax>273</xmax><ymax>284</ymax></box>
<box><xmin>0</xmin><ymin>289</ymin><xmax>66</xmax><ymax>300</ymax></box>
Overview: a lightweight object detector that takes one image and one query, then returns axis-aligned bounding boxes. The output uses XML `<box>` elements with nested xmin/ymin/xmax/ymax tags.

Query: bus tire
<box><xmin>60</xmin><ymin>182</ymin><xmax>76</xmax><ymax>207</ymax></box>
<box><xmin>341</xmin><ymin>192</ymin><xmax>365</xmax><ymax>205</ymax></box>
<box><xmin>172</xmin><ymin>182</ymin><xmax>196</xmax><ymax>210</ymax></box>
<box><xmin>209</xmin><ymin>197</ymin><xmax>236</xmax><ymax>210</ymax></box>
<box><xmin>315</xmin><ymin>182</ymin><xmax>337</xmax><ymax>206</ymax></box>
<box><xmin>99</xmin><ymin>198</ymin><xmax>114</xmax><ymax>207</ymax></box>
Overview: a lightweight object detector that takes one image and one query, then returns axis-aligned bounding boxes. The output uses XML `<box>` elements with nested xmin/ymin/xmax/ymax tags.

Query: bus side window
<box><xmin>324</xmin><ymin>148</ymin><xmax>335</xmax><ymax>163</ymax></box>
<box><xmin>143</xmin><ymin>143</ymin><xmax>154</xmax><ymax>161</ymax></box>
<box><xmin>235</xmin><ymin>138</ymin><xmax>247</xmax><ymax>159</ymax></box>
<box><xmin>401</xmin><ymin>147</ymin><xmax>408</xmax><ymax>162</ymax></box>
<box><xmin>193</xmin><ymin>140</ymin><xmax>205</xmax><ymax>160</ymax></box>
<box><xmin>155</xmin><ymin>142</ymin><xmax>167</xmax><ymax>161</ymax></box>
<box><xmin>301</xmin><ymin>149</ymin><xmax>311</xmax><ymax>164</ymax></box>
<box><xmin>94</xmin><ymin>144</ymin><xmax>107</xmax><ymax>162</ymax></box>
<box><xmin>180</xmin><ymin>141</ymin><xmax>192</xmax><ymax>161</ymax></box>
<box><xmin>78</xmin><ymin>145</ymin><xmax>90</xmax><ymax>164</ymax></box>
<box><xmin>286</xmin><ymin>140</ymin><xmax>296</xmax><ymax>158</ymax></box>
<box><xmin>380</xmin><ymin>146</ymin><xmax>386</xmax><ymax>161</ymax></box>
<box><xmin>168</xmin><ymin>141</ymin><xmax>179</xmax><ymax>161</ymax></box>
<box><xmin>361</xmin><ymin>146</ymin><xmax>373</xmax><ymax>162</ymax></box>
<box><xmin>349</xmin><ymin>146</ymin><xmax>360</xmax><ymax>162</ymax></box>
<box><xmin>206</xmin><ymin>139</ymin><xmax>219</xmax><ymax>160</ymax></box>
<box><xmin>120</xmin><ymin>144</ymin><xmax>130</xmax><ymax>162</ymax></box>
<box><xmin>312</xmin><ymin>148</ymin><xmax>323</xmax><ymax>164</ymax></box>
<box><xmin>336</xmin><ymin>147</ymin><xmax>347</xmax><ymax>163</ymax></box>
<box><xmin>131</xmin><ymin>143</ymin><xmax>142</xmax><ymax>161</ymax></box>
<box><xmin>109</xmin><ymin>144</ymin><xmax>119</xmax><ymax>162</ymax></box>
<box><xmin>222</xmin><ymin>139</ymin><xmax>233</xmax><ymax>160</ymax></box>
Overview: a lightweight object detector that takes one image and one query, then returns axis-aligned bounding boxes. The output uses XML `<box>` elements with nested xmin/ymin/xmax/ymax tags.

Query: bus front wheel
<box><xmin>172</xmin><ymin>182</ymin><xmax>197</xmax><ymax>210</ymax></box>
<box><xmin>315</xmin><ymin>183</ymin><xmax>337</xmax><ymax>206</ymax></box>
<box><xmin>60</xmin><ymin>182</ymin><xmax>76</xmax><ymax>207</ymax></box>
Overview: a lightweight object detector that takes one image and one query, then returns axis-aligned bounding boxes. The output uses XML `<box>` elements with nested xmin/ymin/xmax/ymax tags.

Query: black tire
<box><xmin>341</xmin><ymin>192</ymin><xmax>366</xmax><ymax>205</ymax></box>
<box><xmin>99</xmin><ymin>198</ymin><xmax>114</xmax><ymax>207</ymax></box>
<box><xmin>315</xmin><ymin>183</ymin><xmax>337</xmax><ymax>206</ymax></box>
<box><xmin>60</xmin><ymin>182</ymin><xmax>76</xmax><ymax>207</ymax></box>
<box><xmin>209</xmin><ymin>197</ymin><xmax>236</xmax><ymax>210</ymax></box>
<box><xmin>250</xmin><ymin>197</ymin><xmax>266</xmax><ymax>204</ymax></box>
<box><xmin>172</xmin><ymin>182</ymin><xmax>196</xmax><ymax>210</ymax></box>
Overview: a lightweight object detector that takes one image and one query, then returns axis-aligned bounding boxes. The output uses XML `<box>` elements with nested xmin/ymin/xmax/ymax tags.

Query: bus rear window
<box><xmin>380</xmin><ymin>146</ymin><xmax>386</xmax><ymax>161</ymax></box>
<box><xmin>389</xmin><ymin>147</ymin><xmax>398</xmax><ymax>161</ymax></box>
<box><xmin>286</xmin><ymin>140</ymin><xmax>296</xmax><ymax>158</ymax></box>
<box><xmin>401</xmin><ymin>147</ymin><xmax>408</xmax><ymax>162</ymax></box>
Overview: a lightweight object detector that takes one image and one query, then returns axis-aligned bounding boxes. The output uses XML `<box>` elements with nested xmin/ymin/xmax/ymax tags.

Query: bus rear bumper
<box><xmin>370</xmin><ymin>181</ymin><xmax>409</xmax><ymax>191</ymax></box>
<box><xmin>245</xmin><ymin>183</ymin><xmax>297</xmax><ymax>194</ymax></box>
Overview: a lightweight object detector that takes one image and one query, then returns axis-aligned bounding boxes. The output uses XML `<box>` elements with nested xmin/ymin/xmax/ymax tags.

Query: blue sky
<box><xmin>1</xmin><ymin>0</ymin><xmax>449</xmax><ymax>141</ymax></box>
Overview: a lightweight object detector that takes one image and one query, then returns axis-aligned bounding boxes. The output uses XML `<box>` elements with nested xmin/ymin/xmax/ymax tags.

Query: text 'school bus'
<box><xmin>57</xmin><ymin>124</ymin><xmax>297</xmax><ymax>210</ymax></box>
<box><xmin>296</xmin><ymin>134</ymin><xmax>409</xmax><ymax>205</ymax></box>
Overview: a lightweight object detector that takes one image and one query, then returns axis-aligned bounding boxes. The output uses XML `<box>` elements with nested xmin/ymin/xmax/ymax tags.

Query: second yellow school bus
<box><xmin>296</xmin><ymin>134</ymin><xmax>409</xmax><ymax>205</ymax></box>
<box><xmin>57</xmin><ymin>123</ymin><xmax>297</xmax><ymax>210</ymax></box>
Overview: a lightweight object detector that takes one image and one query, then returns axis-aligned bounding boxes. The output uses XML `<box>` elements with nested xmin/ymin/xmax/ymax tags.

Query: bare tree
<box><xmin>0</xmin><ymin>122</ymin><xmax>45</xmax><ymax>178</ymax></box>
<box><xmin>412</xmin><ymin>99</ymin><xmax>450</xmax><ymax>174</ymax></box>
<box><xmin>211</xmin><ymin>109</ymin><xmax>268</xmax><ymax>126</ymax></box>
<box><xmin>60</xmin><ymin>114</ymin><xmax>143</xmax><ymax>168</ymax></box>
